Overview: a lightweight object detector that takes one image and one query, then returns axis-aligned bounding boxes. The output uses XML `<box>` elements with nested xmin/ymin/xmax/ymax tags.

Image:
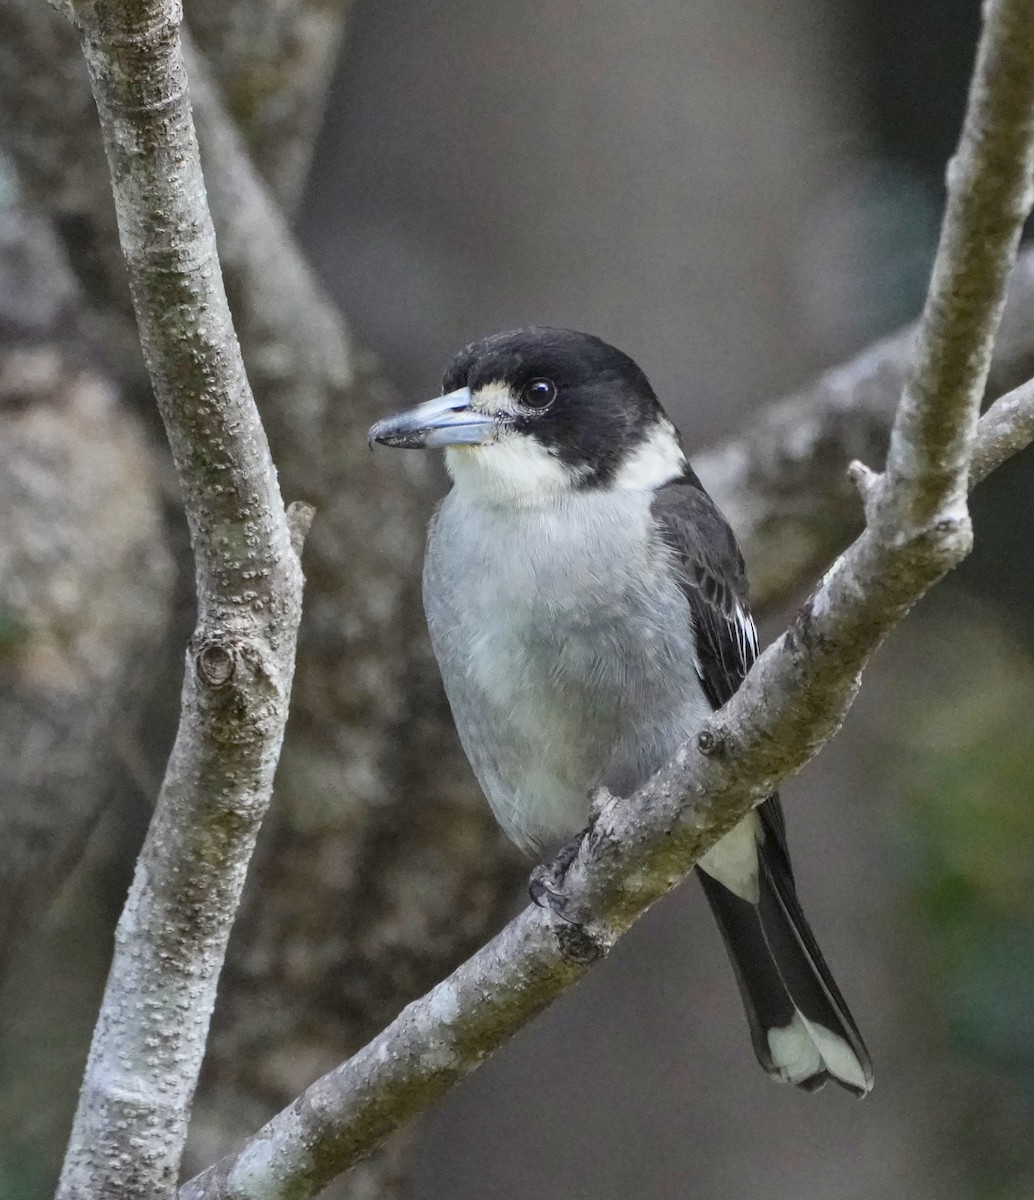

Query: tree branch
<box><xmin>179</xmin><ymin>30</ymin><xmax>519</xmax><ymax>1165</ymax></box>
<box><xmin>874</xmin><ymin>0</ymin><xmax>1034</xmax><ymax>534</ymax></box>
<box><xmin>179</xmin><ymin>3</ymin><xmax>1034</xmax><ymax>1197</ymax></box>
<box><xmin>55</xmin><ymin>1</ymin><xmax>307</xmax><ymax>1197</ymax></box>
<box><xmin>188</xmin><ymin>0</ymin><xmax>355</xmax><ymax>212</ymax></box>
<box><xmin>970</xmin><ymin>371</ymin><xmax>1034</xmax><ymax>483</ymax></box>
<box><xmin>698</xmin><ymin>248</ymin><xmax>1034</xmax><ymax>612</ymax></box>
<box><xmin>5</xmin><ymin>6</ymin><xmax>510</xmax><ymax>1182</ymax></box>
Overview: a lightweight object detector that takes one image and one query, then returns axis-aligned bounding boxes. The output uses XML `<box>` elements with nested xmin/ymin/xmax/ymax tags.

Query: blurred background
<box><xmin>1</xmin><ymin>0</ymin><xmax>1033</xmax><ymax>1198</ymax></box>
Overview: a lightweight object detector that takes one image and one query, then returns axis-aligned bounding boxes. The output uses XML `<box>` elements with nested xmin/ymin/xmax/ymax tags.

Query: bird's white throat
<box><xmin>445</xmin><ymin>435</ymin><xmax>579</xmax><ymax>507</ymax></box>
<box><xmin>445</xmin><ymin>420</ymin><xmax>686</xmax><ymax>508</ymax></box>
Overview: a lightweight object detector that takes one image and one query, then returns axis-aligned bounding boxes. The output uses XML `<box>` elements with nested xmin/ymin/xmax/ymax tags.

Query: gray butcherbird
<box><xmin>369</xmin><ymin>326</ymin><xmax>872</xmax><ymax>1096</ymax></box>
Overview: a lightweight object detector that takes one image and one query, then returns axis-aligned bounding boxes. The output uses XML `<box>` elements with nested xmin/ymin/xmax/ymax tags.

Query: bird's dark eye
<box><xmin>521</xmin><ymin>378</ymin><xmax>556</xmax><ymax>409</ymax></box>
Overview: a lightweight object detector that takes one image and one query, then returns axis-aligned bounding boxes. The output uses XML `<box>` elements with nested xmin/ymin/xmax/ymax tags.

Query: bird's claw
<box><xmin>528</xmin><ymin>834</ymin><xmax>582</xmax><ymax>915</ymax></box>
<box><xmin>528</xmin><ymin>864</ymin><xmax>563</xmax><ymax>910</ymax></box>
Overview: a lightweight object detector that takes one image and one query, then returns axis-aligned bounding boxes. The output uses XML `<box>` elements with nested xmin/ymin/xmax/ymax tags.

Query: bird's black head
<box><xmin>369</xmin><ymin>327</ymin><xmax>687</xmax><ymax>505</ymax></box>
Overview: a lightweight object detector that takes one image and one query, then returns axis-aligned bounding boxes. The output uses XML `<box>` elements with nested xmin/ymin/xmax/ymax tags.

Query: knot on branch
<box><xmin>195</xmin><ymin>638</ymin><xmax>236</xmax><ymax>687</ymax></box>
<box><xmin>697</xmin><ymin>727</ymin><xmax>726</xmax><ymax>758</ymax></box>
<box><xmin>189</xmin><ymin>628</ymin><xmax>283</xmax><ymax>744</ymax></box>
<box><xmin>930</xmin><ymin>512</ymin><xmax>975</xmax><ymax>566</ymax></box>
<box><xmin>554</xmin><ymin>922</ymin><xmax>606</xmax><ymax>965</ymax></box>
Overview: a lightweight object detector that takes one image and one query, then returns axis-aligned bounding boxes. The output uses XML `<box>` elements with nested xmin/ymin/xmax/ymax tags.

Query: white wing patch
<box><xmin>735</xmin><ymin>603</ymin><xmax>760</xmax><ymax>670</ymax></box>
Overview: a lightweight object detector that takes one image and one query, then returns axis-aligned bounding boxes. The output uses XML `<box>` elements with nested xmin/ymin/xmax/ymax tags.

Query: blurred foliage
<box><xmin>885</xmin><ymin>598</ymin><xmax>1034</xmax><ymax>1199</ymax></box>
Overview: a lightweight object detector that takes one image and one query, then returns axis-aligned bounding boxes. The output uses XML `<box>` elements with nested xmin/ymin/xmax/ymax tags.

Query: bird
<box><xmin>368</xmin><ymin>326</ymin><xmax>872</xmax><ymax>1096</ymax></box>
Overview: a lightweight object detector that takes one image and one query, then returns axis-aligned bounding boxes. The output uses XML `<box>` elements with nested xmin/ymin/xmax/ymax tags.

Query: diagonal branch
<box><xmin>54</xmin><ymin>1</ymin><xmax>310</xmax><ymax>1197</ymax></box>
<box><xmin>969</xmin><ymin>371</ymin><xmax>1034</xmax><ymax>482</ymax></box>
<box><xmin>179</xmin><ymin>2</ymin><xmax>1034</xmax><ymax>1197</ymax></box>
<box><xmin>178</xmin><ymin>378</ymin><xmax>1034</xmax><ymax>1200</ymax></box>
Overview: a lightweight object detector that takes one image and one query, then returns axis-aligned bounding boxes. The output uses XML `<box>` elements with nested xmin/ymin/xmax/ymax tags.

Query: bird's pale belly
<box><xmin>424</xmin><ymin>490</ymin><xmax>713</xmax><ymax>856</ymax></box>
<box><xmin>478</xmin><ymin>615</ymin><xmax>708</xmax><ymax>853</ymax></box>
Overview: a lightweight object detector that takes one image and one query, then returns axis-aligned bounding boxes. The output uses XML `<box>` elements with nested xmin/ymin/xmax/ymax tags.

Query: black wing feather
<box><xmin>650</xmin><ymin>469</ymin><xmax>758</xmax><ymax>707</ymax></box>
<box><xmin>650</xmin><ymin>472</ymin><xmax>789</xmax><ymax>859</ymax></box>
<box><xmin>651</xmin><ymin>470</ymin><xmax>872</xmax><ymax>1095</ymax></box>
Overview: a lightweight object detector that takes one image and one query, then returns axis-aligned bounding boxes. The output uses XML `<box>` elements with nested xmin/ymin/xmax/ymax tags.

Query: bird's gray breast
<box><xmin>423</xmin><ymin>488</ymin><xmax>711</xmax><ymax>857</ymax></box>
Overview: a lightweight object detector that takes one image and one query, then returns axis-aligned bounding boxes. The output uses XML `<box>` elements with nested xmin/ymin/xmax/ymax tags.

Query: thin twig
<box><xmin>55</xmin><ymin>1</ymin><xmax>309</xmax><ymax>1197</ymax></box>
<box><xmin>180</xmin><ymin>2</ymin><xmax>1034</xmax><ymax>1198</ymax></box>
<box><xmin>970</xmin><ymin>372</ymin><xmax>1034</xmax><ymax>484</ymax></box>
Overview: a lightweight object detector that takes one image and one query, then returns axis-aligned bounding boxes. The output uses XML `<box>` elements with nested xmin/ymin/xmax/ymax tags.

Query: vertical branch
<box><xmin>876</xmin><ymin>0</ymin><xmax>1034</xmax><ymax>534</ymax></box>
<box><xmin>55</xmin><ymin>1</ymin><xmax>311</xmax><ymax>1198</ymax></box>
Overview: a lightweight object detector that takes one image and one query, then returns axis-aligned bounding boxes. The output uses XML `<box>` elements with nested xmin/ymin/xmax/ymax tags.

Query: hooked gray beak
<box><xmin>368</xmin><ymin>387</ymin><xmax>497</xmax><ymax>450</ymax></box>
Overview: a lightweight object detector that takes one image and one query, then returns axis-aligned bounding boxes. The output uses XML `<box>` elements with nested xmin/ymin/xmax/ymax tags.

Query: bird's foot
<box><xmin>528</xmin><ymin>834</ymin><xmax>582</xmax><ymax>913</ymax></box>
<box><xmin>528</xmin><ymin>832</ymin><xmax>609</xmax><ymax>965</ymax></box>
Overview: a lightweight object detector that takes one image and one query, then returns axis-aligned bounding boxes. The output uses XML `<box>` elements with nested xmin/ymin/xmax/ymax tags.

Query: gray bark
<box><xmin>54</xmin><ymin>0</ymin><xmax>308</xmax><ymax>1196</ymax></box>
<box><xmin>171</xmin><ymin>38</ymin><xmax>522</xmax><ymax>1174</ymax></box>
<box><xmin>875</xmin><ymin>0</ymin><xmax>1034</xmax><ymax>536</ymax></box>
<box><xmin>0</xmin><ymin>0</ymin><xmax>353</xmax><ymax>295</ymax></box>
<box><xmin>1</xmin><ymin>8</ymin><xmax>509</xmax><ymax>1189</ymax></box>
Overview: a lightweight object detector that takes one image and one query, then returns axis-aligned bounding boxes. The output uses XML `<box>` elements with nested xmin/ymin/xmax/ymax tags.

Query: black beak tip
<box><xmin>367</xmin><ymin>419</ymin><xmax>395</xmax><ymax>449</ymax></box>
<box><xmin>368</xmin><ymin>419</ymin><xmax>428</xmax><ymax>450</ymax></box>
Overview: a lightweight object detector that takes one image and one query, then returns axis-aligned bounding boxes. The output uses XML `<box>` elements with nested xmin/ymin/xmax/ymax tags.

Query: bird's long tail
<box><xmin>696</xmin><ymin>807</ymin><xmax>873</xmax><ymax>1096</ymax></box>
